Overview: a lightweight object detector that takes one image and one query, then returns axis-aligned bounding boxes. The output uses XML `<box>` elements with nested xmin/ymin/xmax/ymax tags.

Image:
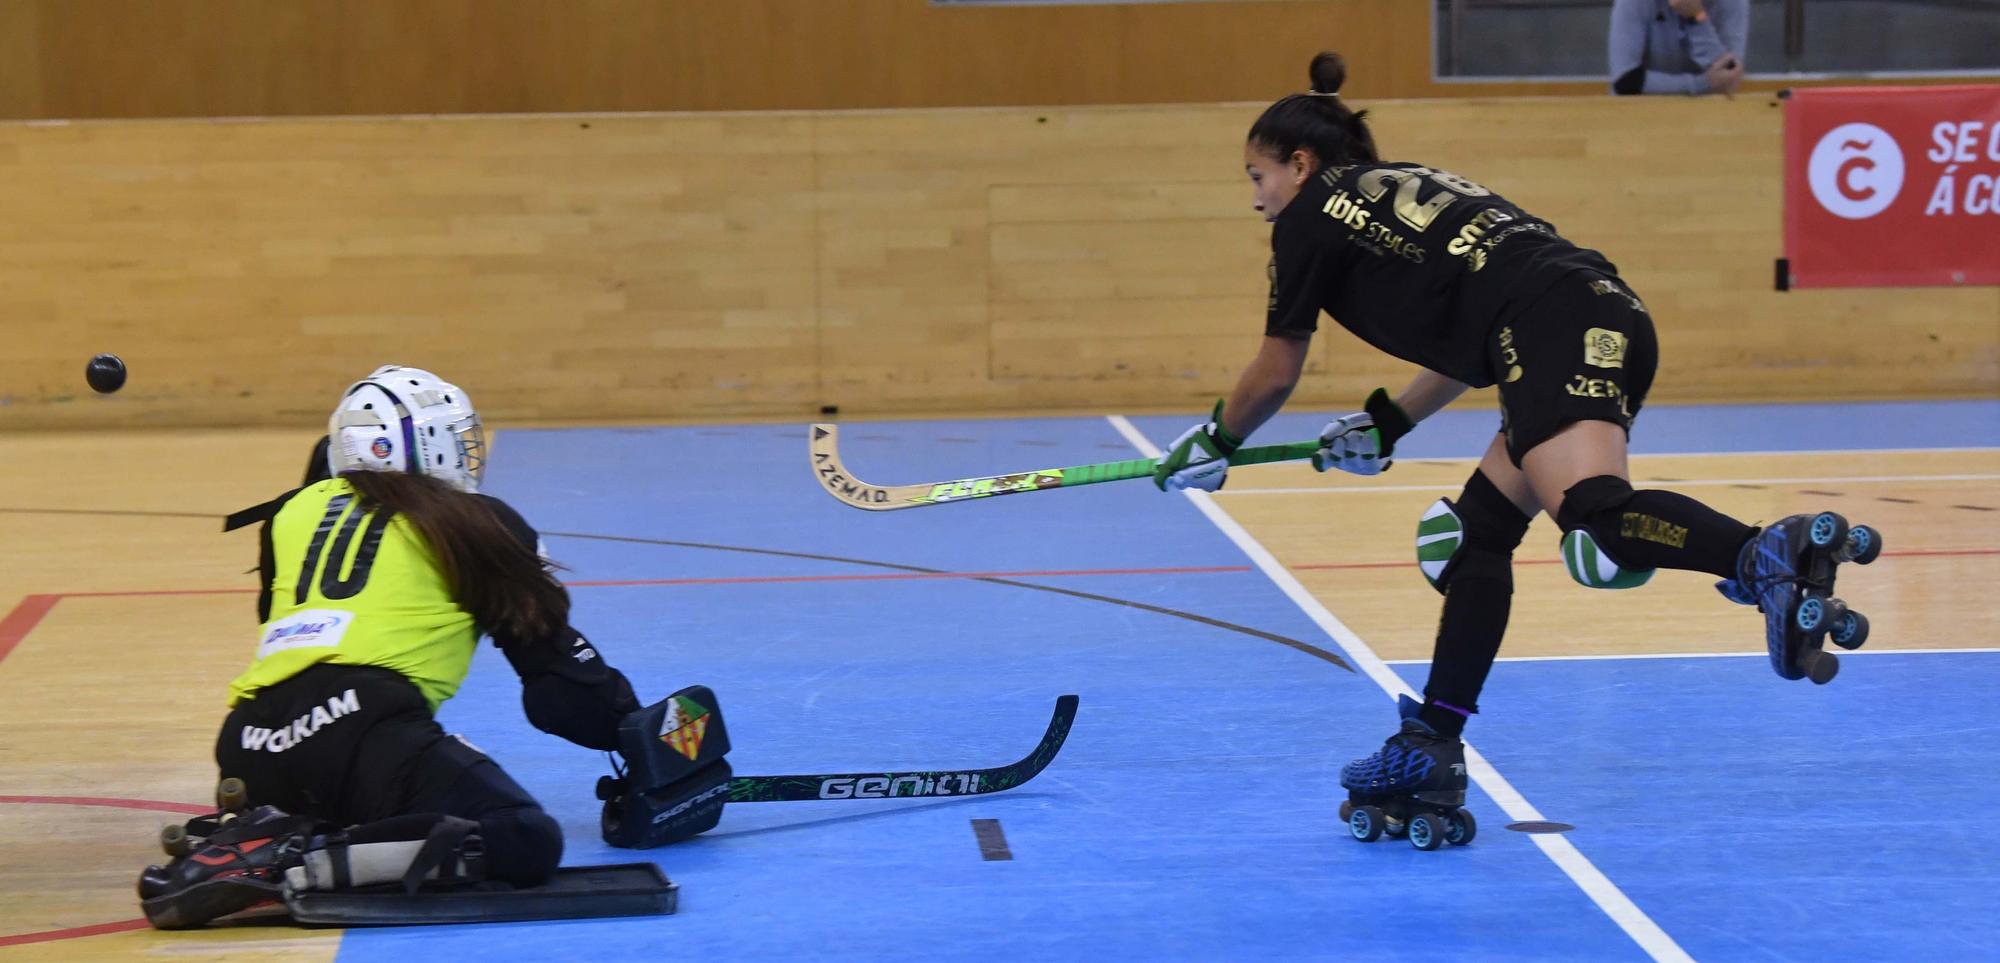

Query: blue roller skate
<box><xmin>1717</xmin><ymin>512</ymin><xmax>1882</xmax><ymax>685</ymax></box>
<box><xmin>1336</xmin><ymin>695</ymin><xmax>1476</xmax><ymax>851</ymax></box>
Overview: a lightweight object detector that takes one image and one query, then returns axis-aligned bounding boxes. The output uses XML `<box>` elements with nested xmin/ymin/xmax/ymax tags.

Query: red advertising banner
<box><xmin>1782</xmin><ymin>85</ymin><xmax>2000</xmax><ymax>289</ymax></box>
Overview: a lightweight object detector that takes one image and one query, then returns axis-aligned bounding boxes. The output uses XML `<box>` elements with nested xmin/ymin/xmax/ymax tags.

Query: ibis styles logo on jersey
<box><xmin>255</xmin><ymin>609</ymin><xmax>354</xmax><ymax>658</ymax></box>
<box><xmin>660</xmin><ymin>695</ymin><xmax>712</xmax><ymax>761</ymax></box>
<box><xmin>1808</xmin><ymin>123</ymin><xmax>1905</xmax><ymax>219</ymax></box>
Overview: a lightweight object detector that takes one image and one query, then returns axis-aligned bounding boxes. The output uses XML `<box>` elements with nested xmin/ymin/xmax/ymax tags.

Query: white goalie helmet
<box><xmin>327</xmin><ymin>365</ymin><xmax>486</xmax><ymax>492</ymax></box>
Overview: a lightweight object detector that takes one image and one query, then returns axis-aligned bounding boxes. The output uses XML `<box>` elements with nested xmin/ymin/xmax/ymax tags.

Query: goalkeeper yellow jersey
<box><xmin>228</xmin><ymin>478</ymin><xmax>477</xmax><ymax>712</ymax></box>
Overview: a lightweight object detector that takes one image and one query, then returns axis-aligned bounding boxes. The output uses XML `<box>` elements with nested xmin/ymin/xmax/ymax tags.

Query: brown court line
<box><xmin>0</xmin><ymin>551</ymin><xmax>1355</xmax><ymax>675</ymax></box>
<box><xmin>0</xmin><ymin>797</ymin><xmax>214</xmax><ymax>947</ymax></box>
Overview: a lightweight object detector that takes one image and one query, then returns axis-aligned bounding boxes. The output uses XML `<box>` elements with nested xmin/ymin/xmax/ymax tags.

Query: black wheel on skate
<box><xmin>1350</xmin><ymin>805</ymin><xmax>1386</xmax><ymax>843</ymax></box>
<box><xmin>1831</xmin><ymin>610</ymin><xmax>1870</xmax><ymax>650</ymax></box>
<box><xmin>1795</xmin><ymin>596</ymin><xmax>1827</xmax><ymax>633</ymax></box>
<box><xmin>159</xmin><ymin>823</ymin><xmax>190</xmax><ymax>859</ymax></box>
<box><xmin>1801</xmin><ymin>648</ymin><xmax>1840</xmax><ymax>685</ymax></box>
<box><xmin>215</xmin><ymin>777</ymin><xmax>247</xmax><ymax>812</ymax></box>
<box><xmin>1408</xmin><ymin>811</ymin><xmax>1449</xmax><ymax>851</ymax></box>
<box><xmin>1446</xmin><ymin>808</ymin><xmax>1478</xmax><ymax>846</ymax></box>
<box><xmin>1808</xmin><ymin>512</ymin><xmax>1847</xmax><ymax>549</ymax></box>
<box><xmin>1843</xmin><ymin>526</ymin><xmax>1883</xmax><ymax>565</ymax></box>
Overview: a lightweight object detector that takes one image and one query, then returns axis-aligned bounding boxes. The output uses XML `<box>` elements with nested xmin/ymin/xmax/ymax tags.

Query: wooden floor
<box><xmin>0</xmin><ymin>426</ymin><xmax>1994</xmax><ymax>959</ymax></box>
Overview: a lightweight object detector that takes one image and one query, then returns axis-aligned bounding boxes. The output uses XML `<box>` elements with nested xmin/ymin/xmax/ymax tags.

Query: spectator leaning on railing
<box><xmin>1609</xmin><ymin>0</ymin><xmax>1747</xmax><ymax>96</ymax></box>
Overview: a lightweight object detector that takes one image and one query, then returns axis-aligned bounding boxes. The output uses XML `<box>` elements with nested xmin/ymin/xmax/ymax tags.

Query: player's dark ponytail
<box><xmin>1247</xmin><ymin>51</ymin><xmax>1380</xmax><ymax>168</ymax></box>
<box><xmin>340</xmin><ymin>470</ymin><xmax>570</xmax><ymax>646</ymax></box>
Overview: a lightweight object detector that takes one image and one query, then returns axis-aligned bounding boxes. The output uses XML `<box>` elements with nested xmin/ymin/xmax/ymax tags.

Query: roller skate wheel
<box><xmin>1350</xmin><ymin>805</ymin><xmax>1386</xmax><ymax>843</ymax></box>
<box><xmin>1408</xmin><ymin>811</ymin><xmax>1449</xmax><ymax>851</ymax></box>
<box><xmin>1338</xmin><ymin>799</ymin><xmax>1354</xmax><ymax>823</ymax></box>
<box><xmin>596</xmin><ymin>775</ymin><xmax>624</xmax><ymax>802</ymax></box>
<box><xmin>215</xmin><ymin>777</ymin><xmax>248</xmax><ymax>812</ymax></box>
<box><xmin>1446</xmin><ymin>808</ymin><xmax>1478</xmax><ymax>846</ymax></box>
<box><xmin>1843</xmin><ymin>526</ymin><xmax>1883</xmax><ymax>565</ymax></box>
<box><xmin>1808</xmin><ymin>512</ymin><xmax>1846</xmax><ymax>548</ymax></box>
<box><xmin>159</xmin><ymin>823</ymin><xmax>190</xmax><ymax>859</ymax></box>
<box><xmin>1795</xmin><ymin>596</ymin><xmax>1826</xmax><ymax>633</ymax></box>
<box><xmin>1802</xmin><ymin>648</ymin><xmax>1840</xmax><ymax>685</ymax></box>
<box><xmin>1831</xmin><ymin>610</ymin><xmax>1870</xmax><ymax>650</ymax></box>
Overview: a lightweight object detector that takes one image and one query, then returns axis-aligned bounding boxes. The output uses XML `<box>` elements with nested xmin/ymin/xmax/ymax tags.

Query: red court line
<box><xmin>11</xmin><ymin>549</ymin><xmax>1994</xmax><ymax>605</ymax></box>
<box><xmin>24</xmin><ymin>564</ymin><xmax>1261</xmax><ymax>600</ymax></box>
<box><xmin>0</xmin><ymin>795</ymin><xmax>209</xmax><ymax>815</ymax></box>
<box><xmin>0</xmin><ymin>918</ymin><xmax>151</xmax><ymax>949</ymax></box>
<box><xmin>1292</xmin><ymin>547</ymin><xmax>1999</xmax><ymax>573</ymax></box>
<box><xmin>0</xmin><ymin>594</ymin><xmax>60</xmax><ymax>666</ymax></box>
<box><xmin>0</xmin><ymin>797</ymin><xmax>213</xmax><ymax>947</ymax></box>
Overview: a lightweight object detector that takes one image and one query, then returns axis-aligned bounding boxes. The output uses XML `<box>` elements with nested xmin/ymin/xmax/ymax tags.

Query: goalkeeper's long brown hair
<box><xmin>340</xmin><ymin>470</ymin><xmax>568</xmax><ymax>644</ymax></box>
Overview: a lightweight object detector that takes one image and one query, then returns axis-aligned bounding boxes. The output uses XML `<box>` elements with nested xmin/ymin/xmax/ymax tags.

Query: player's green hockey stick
<box><xmin>809</xmin><ymin>423</ymin><xmax>1320</xmax><ymax>511</ymax></box>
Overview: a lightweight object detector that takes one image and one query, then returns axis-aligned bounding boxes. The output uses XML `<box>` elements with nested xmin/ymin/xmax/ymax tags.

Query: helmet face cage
<box><xmin>326</xmin><ymin>367</ymin><xmax>484</xmax><ymax>492</ymax></box>
<box><xmin>448</xmin><ymin>412</ymin><xmax>487</xmax><ymax>489</ymax></box>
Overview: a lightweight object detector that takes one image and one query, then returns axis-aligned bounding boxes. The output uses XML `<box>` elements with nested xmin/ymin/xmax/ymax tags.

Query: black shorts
<box><xmin>1490</xmin><ymin>270</ymin><xmax>1658</xmax><ymax>466</ymax></box>
<box><xmin>214</xmin><ymin>663</ymin><xmax>540</xmax><ymax>826</ymax></box>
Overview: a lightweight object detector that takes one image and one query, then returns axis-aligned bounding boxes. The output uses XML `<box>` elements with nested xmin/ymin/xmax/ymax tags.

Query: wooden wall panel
<box><xmin>0</xmin><ymin>95</ymin><xmax>1993</xmax><ymax>430</ymax></box>
<box><xmin>0</xmin><ymin>114</ymin><xmax>822</xmax><ymax>426</ymax></box>
<box><xmin>6</xmin><ymin>0</ymin><xmax>1993</xmax><ymax>119</ymax></box>
<box><xmin>0</xmin><ymin>0</ymin><xmax>1511</xmax><ymax>119</ymax></box>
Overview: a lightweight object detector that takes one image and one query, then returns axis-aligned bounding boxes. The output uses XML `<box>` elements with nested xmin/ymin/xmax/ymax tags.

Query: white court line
<box><xmin>1384</xmin><ymin>646</ymin><xmax>2000</xmax><ymax>665</ymax></box>
<box><xmin>1110</xmin><ymin>415</ymin><xmax>1694</xmax><ymax>963</ymax></box>
<box><xmin>1218</xmin><ymin>472</ymin><xmax>2000</xmax><ymax>496</ymax></box>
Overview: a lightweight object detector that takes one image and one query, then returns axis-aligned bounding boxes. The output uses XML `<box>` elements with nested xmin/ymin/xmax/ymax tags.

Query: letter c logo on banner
<box><xmin>1808</xmin><ymin>123</ymin><xmax>1905</xmax><ymax>219</ymax></box>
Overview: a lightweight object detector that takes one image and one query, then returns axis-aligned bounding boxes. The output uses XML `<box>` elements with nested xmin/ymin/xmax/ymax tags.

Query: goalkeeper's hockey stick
<box><xmin>727</xmin><ymin>695</ymin><xmax>1078</xmax><ymax>802</ymax></box>
<box><xmin>809</xmin><ymin>424</ymin><xmax>1319</xmax><ymax>511</ymax></box>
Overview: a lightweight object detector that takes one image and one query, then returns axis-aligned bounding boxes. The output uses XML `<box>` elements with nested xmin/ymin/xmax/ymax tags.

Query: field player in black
<box><xmin>1150</xmin><ymin>52</ymin><xmax>1883</xmax><ymax>849</ymax></box>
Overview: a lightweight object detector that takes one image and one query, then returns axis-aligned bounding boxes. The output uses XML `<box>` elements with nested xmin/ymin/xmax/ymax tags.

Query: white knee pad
<box><xmin>1416</xmin><ymin>498</ymin><xmax>1464</xmax><ymax>593</ymax></box>
<box><xmin>1561</xmin><ymin>528</ymin><xmax>1654</xmax><ymax>590</ymax></box>
<box><xmin>284</xmin><ymin>816</ymin><xmax>483</xmax><ymax>893</ymax></box>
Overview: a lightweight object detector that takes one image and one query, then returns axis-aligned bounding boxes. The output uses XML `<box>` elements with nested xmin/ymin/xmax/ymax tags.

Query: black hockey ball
<box><xmin>86</xmin><ymin>353</ymin><xmax>127</xmax><ymax>394</ymax></box>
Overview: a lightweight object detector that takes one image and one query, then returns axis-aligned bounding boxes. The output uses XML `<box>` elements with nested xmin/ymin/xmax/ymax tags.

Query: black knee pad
<box><xmin>1555</xmin><ymin>475</ymin><xmax>1654</xmax><ymax>589</ymax></box>
<box><xmin>1555</xmin><ymin>474</ymin><xmax>1634</xmax><ymax>532</ymax></box>
<box><xmin>1418</xmin><ymin>470</ymin><xmax>1531</xmax><ymax>595</ymax></box>
<box><xmin>477</xmin><ymin>805</ymin><xmax>563</xmax><ymax>887</ymax></box>
<box><xmin>403</xmin><ymin>734</ymin><xmax>542</xmax><ymax>818</ymax></box>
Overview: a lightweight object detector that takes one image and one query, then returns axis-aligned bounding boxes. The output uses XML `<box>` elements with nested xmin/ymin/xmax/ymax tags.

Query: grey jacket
<box><xmin>1609</xmin><ymin>0</ymin><xmax>1748</xmax><ymax>95</ymax></box>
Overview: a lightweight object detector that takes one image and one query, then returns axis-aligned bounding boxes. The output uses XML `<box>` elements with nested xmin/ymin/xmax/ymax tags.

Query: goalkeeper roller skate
<box><xmin>1717</xmin><ymin>512</ymin><xmax>1882</xmax><ymax>685</ymax></box>
<box><xmin>138</xmin><ymin>778</ymin><xmax>319</xmax><ymax>929</ymax></box>
<box><xmin>1337</xmin><ymin>695</ymin><xmax>1476</xmax><ymax>851</ymax></box>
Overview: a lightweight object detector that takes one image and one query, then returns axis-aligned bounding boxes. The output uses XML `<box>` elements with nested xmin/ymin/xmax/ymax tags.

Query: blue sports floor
<box><xmin>342</xmin><ymin>400</ymin><xmax>1998</xmax><ymax>962</ymax></box>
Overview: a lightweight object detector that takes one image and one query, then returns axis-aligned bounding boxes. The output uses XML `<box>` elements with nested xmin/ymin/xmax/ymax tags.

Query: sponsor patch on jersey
<box><xmin>660</xmin><ymin>695</ymin><xmax>712</xmax><ymax>761</ymax></box>
<box><xmin>256</xmin><ymin>609</ymin><xmax>354</xmax><ymax>658</ymax></box>
<box><xmin>1583</xmin><ymin>328</ymin><xmax>1628</xmax><ymax>369</ymax></box>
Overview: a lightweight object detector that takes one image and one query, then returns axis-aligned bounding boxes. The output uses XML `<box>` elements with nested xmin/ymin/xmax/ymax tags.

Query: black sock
<box><xmin>1583</xmin><ymin>489</ymin><xmax>1756</xmax><ymax>579</ymax></box>
<box><xmin>1419</xmin><ymin>553</ymin><xmax>1512</xmax><ymax>740</ymax></box>
<box><xmin>1416</xmin><ymin>471</ymin><xmax>1530</xmax><ymax>740</ymax></box>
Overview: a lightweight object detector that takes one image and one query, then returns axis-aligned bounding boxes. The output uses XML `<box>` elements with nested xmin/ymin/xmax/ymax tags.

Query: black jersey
<box><xmin>1265</xmin><ymin>161</ymin><xmax>1617</xmax><ymax>387</ymax></box>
